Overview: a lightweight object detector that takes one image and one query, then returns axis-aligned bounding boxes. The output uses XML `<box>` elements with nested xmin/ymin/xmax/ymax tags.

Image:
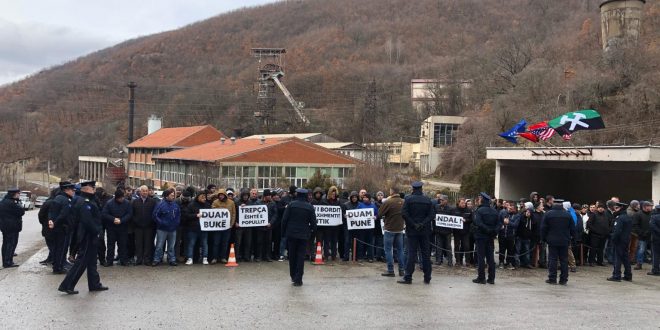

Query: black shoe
<box><xmin>398</xmin><ymin>269</ymin><xmax>405</xmax><ymax>276</ymax></box>
<box><xmin>623</xmin><ymin>277</ymin><xmax>632</xmax><ymax>282</ymax></box>
<box><xmin>606</xmin><ymin>277</ymin><xmax>621</xmax><ymax>282</ymax></box>
<box><xmin>472</xmin><ymin>278</ymin><xmax>486</xmax><ymax>284</ymax></box>
<box><xmin>424</xmin><ymin>279</ymin><xmax>431</xmax><ymax>284</ymax></box>
<box><xmin>397</xmin><ymin>279</ymin><xmax>412</xmax><ymax>284</ymax></box>
<box><xmin>52</xmin><ymin>269</ymin><xmax>67</xmax><ymax>274</ymax></box>
<box><xmin>151</xmin><ymin>262</ymin><xmax>159</xmax><ymax>267</ymax></box>
<box><xmin>119</xmin><ymin>262</ymin><xmax>129</xmax><ymax>266</ymax></box>
<box><xmin>90</xmin><ymin>286</ymin><xmax>109</xmax><ymax>292</ymax></box>
<box><xmin>4</xmin><ymin>264</ymin><xmax>19</xmax><ymax>268</ymax></box>
<box><xmin>103</xmin><ymin>262</ymin><xmax>113</xmax><ymax>267</ymax></box>
<box><xmin>254</xmin><ymin>258</ymin><xmax>261</xmax><ymax>263</ymax></box>
<box><xmin>486</xmin><ymin>279</ymin><xmax>495</xmax><ymax>285</ymax></box>
<box><xmin>169</xmin><ymin>262</ymin><xmax>178</xmax><ymax>266</ymax></box>
<box><xmin>58</xmin><ymin>287</ymin><xmax>78</xmax><ymax>295</ymax></box>
<box><xmin>367</xmin><ymin>259</ymin><xmax>374</xmax><ymax>263</ymax></box>
<box><xmin>136</xmin><ymin>259</ymin><xmax>143</xmax><ymax>265</ymax></box>
<box><xmin>292</xmin><ymin>282</ymin><xmax>303</xmax><ymax>287</ymax></box>
<box><xmin>545</xmin><ymin>279</ymin><xmax>557</xmax><ymax>285</ymax></box>
<box><xmin>559</xmin><ymin>280</ymin><xmax>567</xmax><ymax>285</ymax></box>
<box><xmin>647</xmin><ymin>272</ymin><xmax>660</xmax><ymax>276</ymax></box>
<box><xmin>381</xmin><ymin>272</ymin><xmax>395</xmax><ymax>277</ymax></box>
<box><xmin>39</xmin><ymin>259</ymin><xmax>53</xmax><ymax>265</ymax></box>
<box><xmin>597</xmin><ymin>263</ymin><xmax>606</xmax><ymax>267</ymax></box>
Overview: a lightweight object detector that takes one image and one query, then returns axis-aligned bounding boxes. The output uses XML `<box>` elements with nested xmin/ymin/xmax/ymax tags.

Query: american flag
<box><xmin>528</xmin><ymin>122</ymin><xmax>556</xmax><ymax>141</ymax></box>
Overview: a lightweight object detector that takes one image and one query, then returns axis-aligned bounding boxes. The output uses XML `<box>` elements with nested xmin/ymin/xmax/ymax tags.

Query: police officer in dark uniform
<box><xmin>541</xmin><ymin>199</ymin><xmax>575</xmax><ymax>285</ymax></box>
<box><xmin>58</xmin><ymin>181</ymin><xmax>108</xmax><ymax>294</ymax></box>
<box><xmin>472</xmin><ymin>192</ymin><xmax>500</xmax><ymax>284</ymax></box>
<box><xmin>48</xmin><ymin>181</ymin><xmax>76</xmax><ymax>274</ymax></box>
<box><xmin>281</xmin><ymin>188</ymin><xmax>317</xmax><ymax>286</ymax></box>
<box><xmin>1</xmin><ymin>188</ymin><xmax>25</xmax><ymax>268</ymax></box>
<box><xmin>607</xmin><ymin>201</ymin><xmax>633</xmax><ymax>282</ymax></box>
<box><xmin>398</xmin><ymin>181</ymin><xmax>435</xmax><ymax>284</ymax></box>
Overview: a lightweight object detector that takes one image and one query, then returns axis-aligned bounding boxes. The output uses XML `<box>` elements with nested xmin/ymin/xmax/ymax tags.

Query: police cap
<box><xmin>7</xmin><ymin>188</ymin><xmax>20</xmax><ymax>194</ymax></box>
<box><xmin>296</xmin><ymin>188</ymin><xmax>308</xmax><ymax>194</ymax></box>
<box><xmin>59</xmin><ymin>181</ymin><xmax>75</xmax><ymax>190</ymax></box>
<box><xmin>411</xmin><ymin>181</ymin><xmax>423</xmax><ymax>189</ymax></box>
<box><xmin>79</xmin><ymin>180</ymin><xmax>96</xmax><ymax>188</ymax></box>
<box><xmin>479</xmin><ymin>192</ymin><xmax>491</xmax><ymax>201</ymax></box>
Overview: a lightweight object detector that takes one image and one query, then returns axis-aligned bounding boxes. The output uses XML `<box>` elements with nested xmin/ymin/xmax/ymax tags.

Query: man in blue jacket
<box><xmin>398</xmin><ymin>181</ymin><xmax>435</xmax><ymax>285</ymax></box>
<box><xmin>48</xmin><ymin>181</ymin><xmax>76</xmax><ymax>274</ymax></box>
<box><xmin>281</xmin><ymin>188</ymin><xmax>317</xmax><ymax>286</ymax></box>
<box><xmin>607</xmin><ymin>202</ymin><xmax>633</xmax><ymax>282</ymax></box>
<box><xmin>541</xmin><ymin>200</ymin><xmax>575</xmax><ymax>285</ymax></box>
<box><xmin>102</xmin><ymin>189</ymin><xmax>132</xmax><ymax>266</ymax></box>
<box><xmin>0</xmin><ymin>188</ymin><xmax>25</xmax><ymax>268</ymax></box>
<box><xmin>152</xmin><ymin>189</ymin><xmax>180</xmax><ymax>266</ymax></box>
<box><xmin>472</xmin><ymin>193</ymin><xmax>500</xmax><ymax>284</ymax></box>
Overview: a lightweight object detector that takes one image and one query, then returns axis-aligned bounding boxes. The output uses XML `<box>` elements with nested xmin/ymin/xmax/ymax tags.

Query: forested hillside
<box><xmin>0</xmin><ymin>0</ymin><xmax>658</xmax><ymax>180</ymax></box>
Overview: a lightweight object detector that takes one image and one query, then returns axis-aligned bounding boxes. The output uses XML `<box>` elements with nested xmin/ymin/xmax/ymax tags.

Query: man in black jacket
<box><xmin>38</xmin><ymin>189</ymin><xmax>59</xmax><ymax>265</ymax></box>
<box><xmin>648</xmin><ymin>204</ymin><xmax>660</xmax><ymax>276</ymax></box>
<box><xmin>541</xmin><ymin>201</ymin><xmax>575</xmax><ymax>285</ymax></box>
<box><xmin>58</xmin><ymin>181</ymin><xmax>107</xmax><ymax>294</ymax></box>
<box><xmin>281</xmin><ymin>188</ymin><xmax>317</xmax><ymax>286</ymax></box>
<box><xmin>608</xmin><ymin>202</ymin><xmax>633</xmax><ymax>282</ymax></box>
<box><xmin>587</xmin><ymin>203</ymin><xmax>609</xmax><ymax>266</ymax></box>
<box><xmin>472</xmin><ymin>193</ymin><xmax>500</xmax><ymax>284</ymax></box>
<box><xmin>398</xmin><ymin>182</ymin><xmax>435</xmax><ymax>285</ymax></box>
<box><xmin>434</xmin><ymin>195</ymin><xmax>454</xmax><ymax>266</ymax></box>
<box><xmin>48</xmin><ymin>181</ymin><xmax>76</xmax><ymax>274</ymax></box>
<box><xmin>1</xmin><ymin>188</ymin><xmax>25</xmax><ymax>268</ymax></box>
<box><xmin>632</xmin><ymin>201</ymin><xmax>652</xmax><ymax>270</ymax></box>
<box><xmin>131</xmin><ymin>185</ymin><xmax>158</xmax><ymax>265</ymax></box>
<box><xmin>101</xmin><ymin>189</ymin><xmax>132</xmax><ymax>266</ymax></box>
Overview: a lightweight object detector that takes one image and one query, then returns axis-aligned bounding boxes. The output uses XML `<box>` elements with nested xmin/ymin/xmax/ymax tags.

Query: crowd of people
<box><xmin>2</xmin><ymin>180</ymin><xmax>659</xmax><ymax>289</ymax></box>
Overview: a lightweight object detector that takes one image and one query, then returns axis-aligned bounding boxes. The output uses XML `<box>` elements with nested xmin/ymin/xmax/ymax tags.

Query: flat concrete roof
<box><xmin>487</xmin><ymin>146</ymin><xmax>660</xmax><ymax>163</ymax></box>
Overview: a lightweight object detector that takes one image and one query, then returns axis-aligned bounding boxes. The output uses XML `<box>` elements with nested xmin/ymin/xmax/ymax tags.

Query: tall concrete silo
<box><xmin>600</xmin><ymin>0</ymin><xmax>645</xmax><ymax>50</ymax></box>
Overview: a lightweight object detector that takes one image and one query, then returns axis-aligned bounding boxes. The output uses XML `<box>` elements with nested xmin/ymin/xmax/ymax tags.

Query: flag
<box><xmin>527</xmin><ymin>121</ymin><xmax>556</xmax><ymax>141</ymax></box>
<box><xmin>518</xmin><ymin>132</ymin><xmax>539</xmax><ymax>143</ymax></box>
<box><xmin>498</xmin><ymin>119</ymin><xmax>527</xmax><ymax>144</ymax></box>
<box><xmin>555</xmin><ymin>126</ymin><xmax>572</xmax><ymax>140</ymax></box>
<box><xmin>548</xmin><ymin>109</ymin><xmax>605</xmax><ymax>134</ymax></box>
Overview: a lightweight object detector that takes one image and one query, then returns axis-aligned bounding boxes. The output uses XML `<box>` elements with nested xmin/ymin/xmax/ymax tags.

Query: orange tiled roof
<box><xmin>153</xmin><ymin>137</ymin><xmax>361</xmax><ymax>165</ymax></box>
<box><xmin>127</xmin><ymin>125</ymin><xmax>225</xmax><ymax>149</ymax></box>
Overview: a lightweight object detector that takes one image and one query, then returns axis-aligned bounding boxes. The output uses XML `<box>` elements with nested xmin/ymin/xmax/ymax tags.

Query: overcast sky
<box><xmin>0</xmin><ymin>0</ymin><xmax>277</xmax><ymax>86</ymax></box>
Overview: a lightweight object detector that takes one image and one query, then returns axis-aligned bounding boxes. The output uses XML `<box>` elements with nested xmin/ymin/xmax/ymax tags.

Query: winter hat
<box><xmin>524</xmin><ymin>202</ymin><xmax>534</xmax><ymax>211</ymax></box>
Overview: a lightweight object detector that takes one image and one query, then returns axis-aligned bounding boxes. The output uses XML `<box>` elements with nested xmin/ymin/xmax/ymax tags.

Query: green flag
<box><xmin>548</xmin><ymin>109</ymin><xmax>605</xmax><ymax>133</ymax></box>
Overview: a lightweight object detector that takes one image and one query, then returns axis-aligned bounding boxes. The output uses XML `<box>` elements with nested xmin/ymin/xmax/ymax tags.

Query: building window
<box><xmin>433</xmin><ymin>123</ymin><xmax>459</xmax><ymax>147</ymax></box>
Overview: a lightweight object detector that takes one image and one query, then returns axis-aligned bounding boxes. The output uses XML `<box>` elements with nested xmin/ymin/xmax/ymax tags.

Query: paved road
<box><xmin>1</xmin><ymin>215</ymin><xmax>659</xmax><ymax>329</ymax></box>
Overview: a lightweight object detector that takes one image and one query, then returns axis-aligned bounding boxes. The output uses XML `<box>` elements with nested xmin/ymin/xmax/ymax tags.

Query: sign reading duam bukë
<box><xmin>239</xmin><ymin>205</ymin><xmax>269</xmax><ymax>227</ymax></box>
<box><xmin>314</xmin><ymin>205</ymin><xmax>342</xmax><ymax>226</ymax></box>
<box><xmin>199</xmin><ymin>209</ymin><xmax>231</xmax><ymax>231</ymax></box>
<box><xmin>435</xmin><ymin>214</ymin><xmax>464</xmax><ymax>230</ymax></box>
<box><xmin>346</xmin><ymin>208</ymin><xmax>375</xmax><ymax>230</ymax></box>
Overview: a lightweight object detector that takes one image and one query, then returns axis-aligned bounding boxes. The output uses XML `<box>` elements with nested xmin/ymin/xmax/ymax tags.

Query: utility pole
<box><xmin>127</xmin><ymin>82</ymin><xmax>137</xmax><ymax>143</ymax></box>
<box><xmin>47</xmin><ymin>160</ymin><xmax>51</xmax><ymax>187</ymax></box>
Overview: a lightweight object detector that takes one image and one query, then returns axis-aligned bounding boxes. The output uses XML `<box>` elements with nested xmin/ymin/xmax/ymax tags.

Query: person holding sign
<box><xmin>281</xmin><ymin>188</ymin><xmax>317</xmax><ymax>286</ymax></box>
<box><xmin>182</xmin><ymin>190</ymin><xmax>211</xmax><ymax>265</ymax></box>
<box><xmin>210</xmin><ymin>189</ymin><xmax>235</xmax><ymax>264</ymax></box>
<box><xmin>398</xmin><ymin>182</ymin><xmax>435</xmax><ymax>285</ymax></box>
<box><xmin>234</xmin><ymin>189</ymin><xmax>254</xmax><ymax>262</ymax></box>
<box><xmin>357</xmin><ymin>193</ymin><xmax>378</xmax><ymax>262</ymax></box>
<box><xmin>323</xmin><ymin>186</ymin><xmax>344</xmax><ymax>261</ymax></box>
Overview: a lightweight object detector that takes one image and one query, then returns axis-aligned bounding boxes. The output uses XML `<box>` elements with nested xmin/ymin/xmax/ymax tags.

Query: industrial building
<box><xmin>487</xmin><ymin>146</ymin><xmax>660</xmax><ymax>204</ymax></box>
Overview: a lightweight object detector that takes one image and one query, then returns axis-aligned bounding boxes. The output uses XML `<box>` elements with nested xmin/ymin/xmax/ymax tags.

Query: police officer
<box><xmin>281</xmin><ymin>188</ymin><xmax>317</xmax><ymax>286</ymax></box>
<box><xmin>607</xmin><ymin>201</ymin><xmax>633</xmax><ymax>282</ymax></box>
<box><xmin>541</xmin><ymin>199</ymin><xmax>575</xmax><ymax>285</ymax></box>
<box><xmin>472</xmin><ymin>192</ymin><xmax>500</xmax><ymax>284</ymax></box>
<box><xmin>48</xmin><ymin>181</ymin><xmax>76</xmax><ymax>274</ymax></box>
<box><xmin>58</xmin><ymin>181</ymin><xmax>108</xmax><ymax>294</ymax></box>
<box><xmin>398</xmin><ymin>181</ymin><xmax>435</xmax><ymax>285</ymax></box>
<box><xmin>1</xmin><ymin>188</ymin><xmax>25</xmax><ymax>268</ymax></box>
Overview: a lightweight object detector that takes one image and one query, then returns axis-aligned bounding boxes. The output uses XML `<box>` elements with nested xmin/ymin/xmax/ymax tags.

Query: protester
<box><xmin>131</xmin><ymin>185</ymin><xmax>158</xmax><ymax>266</ymax></box>
<box><xmin>101</xmin><ymin>189</ymin><xmax>132</xmax><ymax>266</ymax></box>
<box><xmin>182</xmin><ymin>190</ymin><xmax>210</xmax><ymax>265</ymax></box>
<box><xmin>632</xmin><ymin>201</ymin><xmax>652</xmax><ymax>270</ymax></box>
<box><xmin>152</xmin><ymin>189</ymin><xmax>181</xmax><ymax>266</ymax></box>
<box><xmin>323</xmin><ymin>186</ymin><xmax>343</xmax><ymax>261</ymax></box>
<box><xmin>453</xmin><ymin>198</ymin><xmax>473</xmax><ymax>267</ymax></box>
<box><xmin>498</xmin><ymin>202</ymin><xmax>519</xmax><ymax>270</ymax></box>
<box><xmin>434</xmin><ymin>194</ymin><xmax>454</xmax><ymax>266</ymax></box>
<box><xmin>357</xmin><ymin>193</ymin><xmax>378</xmax><ymax>262</ymax></box>
<box><xmin>472</xmin><ymin>193</ymin><xmax>500</xmax><ymax>284</ymax></box>
<box><xmin>379</xmin><ymin>186</ymin><xmax>406</xmax><ymax>277</ymax></box>
<box><xmin>210</xmin><ymin>189</ymin><xmax>235</xmax><ymax>264</ymax></box>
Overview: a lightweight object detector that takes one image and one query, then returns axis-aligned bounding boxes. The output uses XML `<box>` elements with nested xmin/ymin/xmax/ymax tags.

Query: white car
<box><xmin>19</xmin><ymin>196</ymin><xmax>34</xmax><ymax>210</ymax></box>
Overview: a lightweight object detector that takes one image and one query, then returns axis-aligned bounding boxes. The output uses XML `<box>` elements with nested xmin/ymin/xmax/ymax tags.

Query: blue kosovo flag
<box><xmin>498</xmin><ymin>119</ymin><xmax>527</xmax><ymax>144</ymax></box>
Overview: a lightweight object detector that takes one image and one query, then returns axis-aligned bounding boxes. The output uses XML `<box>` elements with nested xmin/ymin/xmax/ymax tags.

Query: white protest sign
<box><xmin>435</xmin><ymin>214</ymin><xmax>464</xmax><ymax>230</ymax></box>
<box><xmin>199</xmin><ymin>208</ymin><xmax>231</xmax><ymax>231</ymax></box>
<box><xmin>239</xmin><ymin>205</ymin><xmax>269</xmax><ymax>227</ymax></box>
<box><xmin>346</xmin><ymin>208</ymin><xmax>375</xmax><ymax>230</ymax></box>
<box><xmin>314</xmin><ymin>205</ymin><xmax>342</xmax><ymax>226</ymax></box>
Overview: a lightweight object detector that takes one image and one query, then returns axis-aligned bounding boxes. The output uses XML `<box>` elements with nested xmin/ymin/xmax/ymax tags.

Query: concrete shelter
<box><xmin>487</xmin><ymin>146</ymin><xmax>660</xmax><ymax>204</ymax></box>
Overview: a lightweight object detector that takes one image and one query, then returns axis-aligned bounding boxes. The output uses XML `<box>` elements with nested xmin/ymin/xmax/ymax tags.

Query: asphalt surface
<box><xmin>1</xmin><ymin>211</ymin><xmax>659</xmax><ymax>329</ymax></box>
